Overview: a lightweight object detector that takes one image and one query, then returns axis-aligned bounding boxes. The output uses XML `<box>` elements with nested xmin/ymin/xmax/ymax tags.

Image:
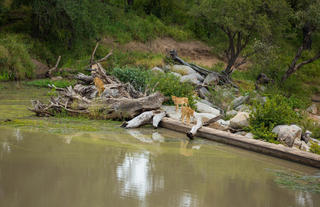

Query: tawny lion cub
<box><xmin>181</xmin><ymin>105</ymin><xmax>195</xmax><ymax>125</ymax></box>
<box><xmin>172</xmin><ymin>96</ymin><xmax>189</xmax><ymax>112</ymax></box>
<box><xmin>94</xmin><ymin>77</ymin><xmax>105</xmax><ymax>96</ymax></box>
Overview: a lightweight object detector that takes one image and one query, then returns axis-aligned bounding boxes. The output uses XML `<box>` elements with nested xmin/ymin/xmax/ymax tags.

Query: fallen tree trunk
<box><xmin>122</xmin><ymin>111</ymin><xmax>155</xmax><ymax>128</ymax></box>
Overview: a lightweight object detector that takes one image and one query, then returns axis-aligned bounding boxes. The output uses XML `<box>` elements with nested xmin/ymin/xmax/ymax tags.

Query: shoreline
<box><xmin>159</xmin><ymin>117</ymin><xmax>320</xmax><ymax>169</ymax></box>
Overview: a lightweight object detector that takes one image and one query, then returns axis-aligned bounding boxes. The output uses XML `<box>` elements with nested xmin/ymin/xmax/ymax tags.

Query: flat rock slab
<box><xmin>159</xmin><ymin>118</ymin><xmax>320</xmax><ymax>168</ymax></box>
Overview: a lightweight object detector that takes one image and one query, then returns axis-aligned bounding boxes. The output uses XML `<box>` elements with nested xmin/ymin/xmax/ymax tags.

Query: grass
<box><xmin>25</xmin><ymin>79</ymin><xmax>76</xmax><ymax>88</ymax></box>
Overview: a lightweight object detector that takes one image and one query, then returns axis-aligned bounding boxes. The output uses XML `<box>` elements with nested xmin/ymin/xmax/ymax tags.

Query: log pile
<box><xmin>29</xmin><ymin>43</ymin><xmax>166</xmax><ymax>121</ymax></box>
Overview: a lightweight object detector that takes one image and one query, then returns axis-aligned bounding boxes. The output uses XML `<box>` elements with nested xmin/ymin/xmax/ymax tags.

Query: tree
<box><xmin>195</xmin><ymin>0</ymin><xmax>289</xmax><ymax>78</ymax></box>
<box><xmin>282</xmin><ymin>1</ymin><xmax>320</xmax><ymax>81</ymax></box>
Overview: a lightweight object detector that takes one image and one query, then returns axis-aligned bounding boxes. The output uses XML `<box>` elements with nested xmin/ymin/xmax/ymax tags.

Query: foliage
<box><xmin>310</xmin><ymin>142</ymin><xmax>320</xmax><ymax>155</ymax></box>
<box><xmin>147</xmin><ymin>73</ymin><xmax>196</xmax><ymax>108</ymax></box>
<box><xmin>0</xmin><ymin>33</ymin><xmax>35</xmax><ymax>80</ymax></box>
<box><xmin>208</xmin><ymin>86</ymin><xmax>236</xmax><ymax>112</ymax></box>
<box><xmin>111</xmin><ymin>67</ymin><xmax>150</xmax><ymax>92</ymax></box>
<box><xmin>249</xmin><ymin>95</ymin><xmax>300</xmax><ymax>141</ymax></box>
<box><xmin>25</xmin><ymin>79</ymin><xmax>76</xmax><ymax>88</ymax></box>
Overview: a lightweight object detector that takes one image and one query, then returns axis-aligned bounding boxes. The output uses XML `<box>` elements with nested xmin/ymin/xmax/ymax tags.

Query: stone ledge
<box><xmin>159</xmin><ymin>117</ymin><xmax>320</xmax><ymax>168</ymax></box>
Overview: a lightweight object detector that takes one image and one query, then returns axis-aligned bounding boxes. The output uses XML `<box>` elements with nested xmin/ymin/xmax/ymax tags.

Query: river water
<box><xmin>0</xmin><ymin>83</ymin><xmax>319</xmax><ymax>207</ymax></box>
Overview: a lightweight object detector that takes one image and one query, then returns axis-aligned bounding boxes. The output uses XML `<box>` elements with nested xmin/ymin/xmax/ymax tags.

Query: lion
<box><xmin>181</xmin><ymin>105</ymin><xmax>195</xmax><ymax>125</ymax></box>
<box><xmin>94</xmin><ymin>77</ymin><xmax>105</xmax><ymax>96</ymax></box>
<box><xmin>172</xmin><ymin>96</ymin><xmax>189</xmax><ymax>112</ymax></box>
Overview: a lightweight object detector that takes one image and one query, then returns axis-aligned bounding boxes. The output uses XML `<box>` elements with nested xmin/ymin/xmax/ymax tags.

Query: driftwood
<box><xmin>122</xmin><ymin>110</ymin><xmax>167</xmax><ymax>129</ymax></box>
<box><xmin>30</xmin><ymin>44</ymin><xmax>165</xmax><ymax>120</ymax></box>
<box><xmin>170</xmin><ymin>50</ymin><xmax>238</xmax><ymax>88</ymax></box>
<box><xmin>187</xmin><ymin>114</ymin><xmax>223</xmax><ymax>139</ymax></box>
<box><xmin>47</xmin><ymin>56</ymin><xmax>61</xmax><ymax>78</ymax></box>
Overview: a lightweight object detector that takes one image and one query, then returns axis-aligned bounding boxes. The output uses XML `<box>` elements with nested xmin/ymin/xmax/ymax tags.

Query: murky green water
<box><xmin>0</xmin><ymin>82</ymin><xmax>320</xmax><ymax>207</ymax></box>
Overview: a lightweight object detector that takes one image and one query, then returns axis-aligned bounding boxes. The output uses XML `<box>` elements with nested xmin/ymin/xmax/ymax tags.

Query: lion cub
<box><xmin>94</xmin><ymin>77</ymin><xmax>105</xmax><ymax>96</ymax></box>
<box><xmin>172</xmin><ymin>96</ymin><xmax>189</xmax><ymax>112</ymax></box>
<box><xmin>181</xmin><ymin>105</ymin><xmax>195</xmax><ymax>125</ymax></box>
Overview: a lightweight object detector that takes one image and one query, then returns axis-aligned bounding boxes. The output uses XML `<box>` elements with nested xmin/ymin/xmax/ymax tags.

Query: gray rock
<box><xmin>199</xmin><ymin>99</ymin><xmax>214</xmax><ymax>108</ymax></box>
<box><xmin>231</xmin><ymin>95</ymin><xmax>249</xmax><ymax>109</ymax></box>
<box><xmin>235</xmin><ymin>131</ymin><xmax>247</xmax><ymax>136</ymax></box>
<box><xmin>217</xmin><ymin>119</ymin><xmax>230</xmax><ymax>127</ymax></box>
<box><xmin>151</xmin><ymin>67</ymin><xmax>164</xmax><ymax>73</ymax></box>
<box><xmin>235</xmin><ymin>104</ymin><xmax>251</xmax><ymax>112</ymax></box>
<box><xmin>198</xmin><ymin>87</ymin><xmax>210</xmax><ymax>99</ymax></box>
<box><xmin>203</xmin><ymin>72</ymin><xmax>220</xmax><ymax>86</ymax></box>
<box><xmin>170</xmin><ymin>72</ymin><xmax>182</xmax><ymax>78</ymax></box>
<box><xmin>307</xmin><ymin>103</ymin><xmax>318</xmax><ymax>115</ymax></box>
<box><xmin>195</xmin><ymin>101</ymin><xmax>220</xmax><ymax>116</ymax></box>
<box><xmin>293</xmin><ymin>139</ymin><xmax>303</xmax><ymax>149</ymax></box>
<box><xmin>226</xmin><ymin>110</ymin><xmax>238</xmax><ymax>118</ymax></box>
<box><xmin>171</xmin><ymin>65</ymin><xmax>197</xmax><ymax>75</ymax></box>
<box><xmin>272</xmin><ymin>125</ymin><xmax>302</xmax><ymax>147</ymax></box>
<box><xmin>301</xmin><ymin>130</ymin><xmax>312</xmax><ymax>143</ymax></box>
<box><xmin>245</xmin><ymin>132</ymin><xmax>254</xmax><ymax>139</ymax></box>
<box><xmin>229</xmin><ymin>112</ymin><xmax>250</xmax><ymax>129</ymax></box>
<box><xmin>301</xmin><ymin>141</ymin><xmax>310</xmax><ymax>152</ymax></box>
<box><xmin>181</xmin><ymin>74</ymin><xmax>202</xmax><ymax>85</ymax></box>
<box><xmin>194</xmin><ymin>112</ymin><xmax>219</xmax><ymax>122</ymax></box>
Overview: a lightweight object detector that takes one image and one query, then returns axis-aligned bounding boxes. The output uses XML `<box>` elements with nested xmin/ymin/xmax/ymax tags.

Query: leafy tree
<box><xmin>282</xmin><ymin>0</ymin><xmax>320</xmax><ymax>81</ymax></box>
<box><xmin>195</xmin><ymin>0</ymin><xmax>289</xmax><ymax>78</ymax></box>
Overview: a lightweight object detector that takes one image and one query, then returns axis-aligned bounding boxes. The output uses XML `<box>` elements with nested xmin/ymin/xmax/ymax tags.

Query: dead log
<box><xmin>187</xmin><ymin>116</ymin><xmax>203</xmax><ymax>139</ymax></box>
<box><xmin>75</xmin><ymin>73</ymin><xmax>94</xmax><ymax>84</ymax></box>
<box><xmin>122</xmin><ymin>111</ymin><xmax>155</xmax><ymax>128</ymax></box>
<box><xmin>47</xmin><ymin>56</ymin><xmax>61</xmax><ymax>78</ymax></box>
<box><xmin>203</xmin><ymin>115</ymin><xmax>223</xmax><ymax>126</ymax></box>
<box><xmin>153</xmin><ymin>111</ymin><xmax>166</xmax><ymax>128</ymax></box>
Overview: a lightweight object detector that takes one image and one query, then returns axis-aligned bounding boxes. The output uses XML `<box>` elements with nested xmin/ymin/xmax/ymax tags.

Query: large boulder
<box><xmin>171</xmin><ymin>65</ymin><xmax>197</xmax><ymax>75</ymax></box>
<box><xmin>181</xmin><ymin>74</ymin><xmax>202</xmax><ymax>85</ymax></box>
<box><xmin>226</xmin><ymin>110</ymin><xmax>238</xmax><ymax>118</ymax></box>
<box><xmin>272</xmin><ymin>125</ymin><xmax>302</xmax><ymax>147</ymax></box>
<box><xmin>198</xmin><ymin>99</ymin><xmax>214</xmax><ymax>108</ymax></box>
<box><xmin>229</xmin><ymin>112</ymin><xmax>250</xmax><ymax>129</ymax></box>
<box><xmin>194</xmin><ymin>112</ymin><xmax>218</xmax><ymax>122</ymax></box>
<box><xmin>170</xmin><ymin>72</ymin><xmax>182</xmax><ymax>78</ymax></box>
<box><xmin>195</xmin><ymin>101</ymin><xmax>220</xmax><ymax>116</ymax></box>
<box><xmin>203</xmin><ymin>72</ymin><xmax>220</xmax><ymax>86</ymax></box>
<box><xmin>231</xmin><ymin>95</ymin><xmax>249</xmax><ymax>109</ymax></box>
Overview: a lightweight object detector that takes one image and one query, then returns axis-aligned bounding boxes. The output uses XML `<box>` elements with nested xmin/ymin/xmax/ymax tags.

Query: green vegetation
<box><xmin>310</xmin><ymin>142</ymin><xmax>320</xmax><ymax>155</ymax></box>
<box><xmin>249</xmin><ymin>95</ymin><xmax>301</xmax><ymax>141</ymax></box>
<box><xmin>25</xmin><ymin>79</ymin><xmax>76</xmax><ymax>88</ymax></box>
<box><xmin>0</xmin><ymin>34</ymin><xmax>35</xmax><ymax>80</ymax></box>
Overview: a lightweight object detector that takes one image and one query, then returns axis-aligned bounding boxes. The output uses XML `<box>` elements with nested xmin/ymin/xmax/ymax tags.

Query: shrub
<box><xmin>0</xmin><ymin>34</ymin><xmax>35</xmax><ymax>80</ymax></box>
<box><xmin>310</xmin><ymin>142</ymin><xmax>320</xmax><ymax>155</ymax></box>
<box><xmin>249</xmin><ymin>95</ymin><xmax>300</xmax><ymax>142</ymax></box>
<box><xmin>147</xmin><ymin>73</ymin><xmax>196</xmax><ymax>108</ymax></box>
<box><xmin>111</xmin><ymin>67</ymin><xmax>150</xmax><ymax>92</ymax></box>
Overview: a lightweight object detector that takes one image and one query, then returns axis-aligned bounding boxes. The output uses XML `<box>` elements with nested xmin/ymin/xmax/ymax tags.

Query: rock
<box><xmin>195</xmin><ymin>101</ymin><xmax>220</xmax><ymax>116</ymax></box>
<box><xmin>180</xmin><ymin>74</ymin><xmax>202</xmax><ymax>85</ymax></box>
<box><xmin>245</xmin><ymin>132</ymin><xmax>254</xmax><ymax>139</ymax></box>
<box><xmin>307</xmin><ymin>103</ymin><xmax>318</xmax><ymax>115</ymax></box>
<box><xmin>171</xmin><ymin>65</ymin><xmax>197</xmax><ymax>75</ymax></box>
<box><xmin>226</xmin><ymin>110</ymin><xmax>238</xmax><ymax>118</ymax></box>
<box><xmin>231</xmin><ymin>95</ymin><xmax>249</xmax><ymax>109</ymax></box>
<box><xmin>217</xmin><ymin>119</ymin><xmax>230</xmax><ymax>127</ymax></box>
<box><xmin>198</xmin><ymin>87</ymin><xmax>210</xmax><ymax>99</ymax></box>
<box><xmin>272</xmin><ymin>125</ymin><xmax>302</xmax><ymax>147</ymax></box>
<box><xmin>51</xmin><ymin>76</ymin><xmax>63</xmax><ymax>81</ymax></box>
<box><xmin>32</xmin><ymin>59</ymin><xmax>50</xmax><ymax>78</ymax></box>
<box><xmin>301</xmin><ymin>130</ymin><xmax>312</xmax><ymax>143</ymax></box>
<box><xmin>208</xmin><ymin>119</ymin><xmax>229</xmax><ymax>131</ymax></box>
<box><xmin>194</xmin><ymin>113</ymin><xmax>218</xmax><ymax>122</ymax></box>
<box><xmin>203</xmin><ymin>72</ymin><xmax>220</xmax><ymax>86</ymax></box>
<box><xmin>162</xmin><ymin>105</ymin><xmax>181</xmax><ymax>120</ymax></box>
<box><xmin>235</xmin><ymin>131</ymin><xmax>247</xmax><ymax>136</ymax></box>
<box><xmin>235</xmin><ymin>104</ymin><xmax>251</xmax><ymax>112</ymax></box>
<box><xmin>170</xmin><ymin>72</ymin><xmax>182</xmax><ymax>78</ymax></box>
<box><xmin>301</xmin><ymin>141</ymin><xmax>310</xmax><ymax>152</ymax></box>
<box><xmin>293</xmin><ymin>139</ymin><xmax>303</xmax><ymax>149</ymax></box>
<box><xmin>151</xmin><ymin>67</ymin><xmax>164</xmax><ymax>73</ymax></box>
<box><xmin>199</xmin><ymin>99</ymin><xmax>214</xmax><ymax>108</ymax></box>
<box><xmin>229</xmin><ymin>112</ymin><xmax>250</xmax><ymax>129</ymax></box>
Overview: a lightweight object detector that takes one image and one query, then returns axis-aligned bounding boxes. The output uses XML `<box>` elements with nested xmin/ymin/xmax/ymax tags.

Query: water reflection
<box><xmin>296</xmin><ymin>192</ymin><xmax>314</xmax><ymax>207</ymax></box>
<box><xmin>117</xmin><ymin>152</ymin><xmax>162</xmax><ymax>202</ymax></box>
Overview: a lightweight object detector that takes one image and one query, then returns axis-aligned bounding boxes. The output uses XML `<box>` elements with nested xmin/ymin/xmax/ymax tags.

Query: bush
<box><xmin>111</xmin><ymin>67</ymin><xmax>150</xmax><ymax>92</ymax></box>
<box><xmin>25</xmin><ymin>79</ymin><xmax>76</xmax><ymax>88</ymax></box>
<box><xmin>249</xmin><ymin>95</ymin><xmax>300</xmax><ymax>142</ymax></box>
<box><xmin>310</xmin><ymin>142</ymin><xmax>320</xmax><ymax>155</ymax></box>
<box><xmin>0</xmin><ymin>34</ymin><xmax>35</xmax><ymax>80</ymax></box>
<box><xmin>147</xmin><ymin>73</ymin><xmax>196</xmax><ymax>108</ymax></box>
